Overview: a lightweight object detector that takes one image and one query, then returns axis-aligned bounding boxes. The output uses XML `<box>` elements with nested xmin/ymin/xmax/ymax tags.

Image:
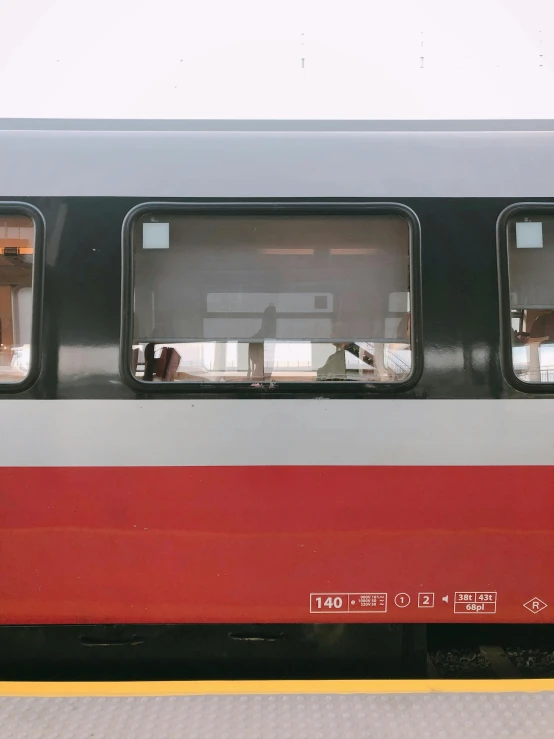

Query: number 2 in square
<box><xmin>418</xmin><ymin>593</ymin><xmax>435</xmax><ymax>608</ymax></box>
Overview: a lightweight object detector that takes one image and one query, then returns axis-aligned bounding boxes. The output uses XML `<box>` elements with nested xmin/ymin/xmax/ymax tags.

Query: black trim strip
<box><xmin>120</xmin><ymin>200</ymin><xmax>423</xmax><ymax>397</ymax></box>
<box><xmin>0</xmin><ymin>202</ymin><xmax>45</xmax><ymax>393</ymax></box>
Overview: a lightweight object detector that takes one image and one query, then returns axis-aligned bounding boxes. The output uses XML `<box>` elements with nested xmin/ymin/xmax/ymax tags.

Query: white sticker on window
<box><xmin>388</xmin><ymin>292</ymin><xmax>410</xmax><ymax>312</ymax></box>
<box><xmin>143</xmin><ymin>223</ymin><xmax>169</xmax><ymax>249</ymax></box>
<box><xmin>516</xmin><ymin>221</ymin><xmax>543</xmax><ymax>249</ymax></box>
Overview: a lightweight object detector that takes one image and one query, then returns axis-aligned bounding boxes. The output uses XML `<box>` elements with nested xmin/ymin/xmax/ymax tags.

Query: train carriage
<box><xmin>1</xmin><ymin>118</ymin><xmax>554</xmax><ymax>677</ymax></box>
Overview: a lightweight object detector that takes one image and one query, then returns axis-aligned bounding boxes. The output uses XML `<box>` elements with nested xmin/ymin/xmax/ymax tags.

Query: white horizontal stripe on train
<box><xmin>0</xmin><ymin>399</ymin><xmax>553</xmax><ymax>467</ymax></box>
<box><xmin>1</xmin><ymin>130</ymin><xmax>554</xmax><ymax>197</ymax></box>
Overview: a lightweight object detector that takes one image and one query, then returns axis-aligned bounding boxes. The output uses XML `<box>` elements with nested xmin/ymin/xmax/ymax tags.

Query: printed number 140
<box><xmin>316</xmin><ymin>596</ymin><xmax>343</xmax><ymax>609</ymax></box>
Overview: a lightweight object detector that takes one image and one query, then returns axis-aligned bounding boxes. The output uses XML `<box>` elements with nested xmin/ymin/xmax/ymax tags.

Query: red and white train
<box><xmin>1</xmin><ymin>118</ymin><xmax>553</xmax><ymax>674</ymax></box>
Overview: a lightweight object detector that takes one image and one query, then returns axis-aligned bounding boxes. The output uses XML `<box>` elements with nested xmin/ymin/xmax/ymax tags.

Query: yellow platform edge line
<box><xmin>2</xmin><ymin>679</ymin><xmax>554</xmax><ymax>698</ymax></box>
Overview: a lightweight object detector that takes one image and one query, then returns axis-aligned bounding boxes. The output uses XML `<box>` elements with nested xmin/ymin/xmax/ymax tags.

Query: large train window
<box><xmin>501</xmin><ymin>205</ymin><xmax>554</xmax><ymax>387</ymax></box>
<box><xmin>0</xmin><ymin>207</ymin><xmax>41</xmax><ymax>387</ymax></box>
<box><xmin>123</xmin><ymin>203</ymin><xmax>419</xmax><ymax>387</ymax></box>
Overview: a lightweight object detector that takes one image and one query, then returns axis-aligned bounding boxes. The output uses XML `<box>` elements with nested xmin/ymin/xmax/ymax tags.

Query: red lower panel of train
<box><xmin>0</xmin><ymin>466</ymin><xmax>552</xmax><ymax>624</ymax></box>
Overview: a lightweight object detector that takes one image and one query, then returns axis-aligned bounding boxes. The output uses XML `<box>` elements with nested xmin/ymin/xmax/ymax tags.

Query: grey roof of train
<box><xmin>1</xmin><ymin>119</ymin><xmax>554</xmax><ymax>197</ymax></box>
<box><xmin>1</xmin><ymin>118</ymin><xmax>554</xmax><ymax>132</ymax></box>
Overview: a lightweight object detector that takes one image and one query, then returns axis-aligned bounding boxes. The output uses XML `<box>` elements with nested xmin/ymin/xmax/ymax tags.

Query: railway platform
<box><xmin>1</xmin><ymin>679</ymin><xmax>554</xmax><ymax>738</ymax></box>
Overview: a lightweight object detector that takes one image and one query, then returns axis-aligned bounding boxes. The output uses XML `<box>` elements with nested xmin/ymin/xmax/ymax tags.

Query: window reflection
<box><xmin>511</xmin><ymin>309</ymin><xmax>554</xmax><ymax>383</ymax></box>
<box><xmin>132</xmin><ymin>340</ymin><xmax>412</xmax><ymax>383</ymax></box>
<box><xmin>0</xmin><ymin>216</ymin><xmax>34</xmax><ymax>383</ymax></box>
<box><xmin>508</xmin><ymin>215</ymin><xmax>554</xmax><ymax>383</ymax></box>
<box><xmin>131</xmin><ymin>213</ymin><xmax>412</xmax><ymax>383</ymax></box>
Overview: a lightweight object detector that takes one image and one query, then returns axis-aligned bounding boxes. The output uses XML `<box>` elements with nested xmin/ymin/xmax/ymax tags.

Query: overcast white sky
<box><xmin>1</xmin><ymin>0</ymin><xmax>553</xmax><ymax>119</ymax></box>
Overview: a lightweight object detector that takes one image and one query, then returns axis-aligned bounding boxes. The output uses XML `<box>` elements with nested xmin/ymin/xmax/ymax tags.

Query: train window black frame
<box><xmin>498</xmin><ymin>202</ymin><xmax>554</xmax><ymax>393</ymax></box>
<box><xmin>0</xmin><ymin>202</ymin><xmax>44</xmax><ymax>393</ymax></box>
<box><xmin>121</xmin><ymin>201</ymin><xmax>422</xmax><ymax>396</ymax></box>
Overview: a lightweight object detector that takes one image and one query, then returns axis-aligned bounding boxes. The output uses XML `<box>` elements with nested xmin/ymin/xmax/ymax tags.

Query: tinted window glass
<box><xmin>506</xmin><ymin>213</ymin><xmax>554</xmax><ymax>383</ymax></box>
<box><xmin>0</xmin><ymin>214</ymin><xmax>34</xmax><ymax>384</ymax></box>
<box><xmin>130</xmin><ymin>211</ymin><xmax>413</xmax><ymax>384</ymax></box>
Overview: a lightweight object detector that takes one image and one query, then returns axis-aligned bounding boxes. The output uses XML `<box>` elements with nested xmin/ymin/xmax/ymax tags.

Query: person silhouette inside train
<box><xmin>247</xmin><ymin>304</ymin><xmax>277</xmax><ymax>380</ymax></box>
